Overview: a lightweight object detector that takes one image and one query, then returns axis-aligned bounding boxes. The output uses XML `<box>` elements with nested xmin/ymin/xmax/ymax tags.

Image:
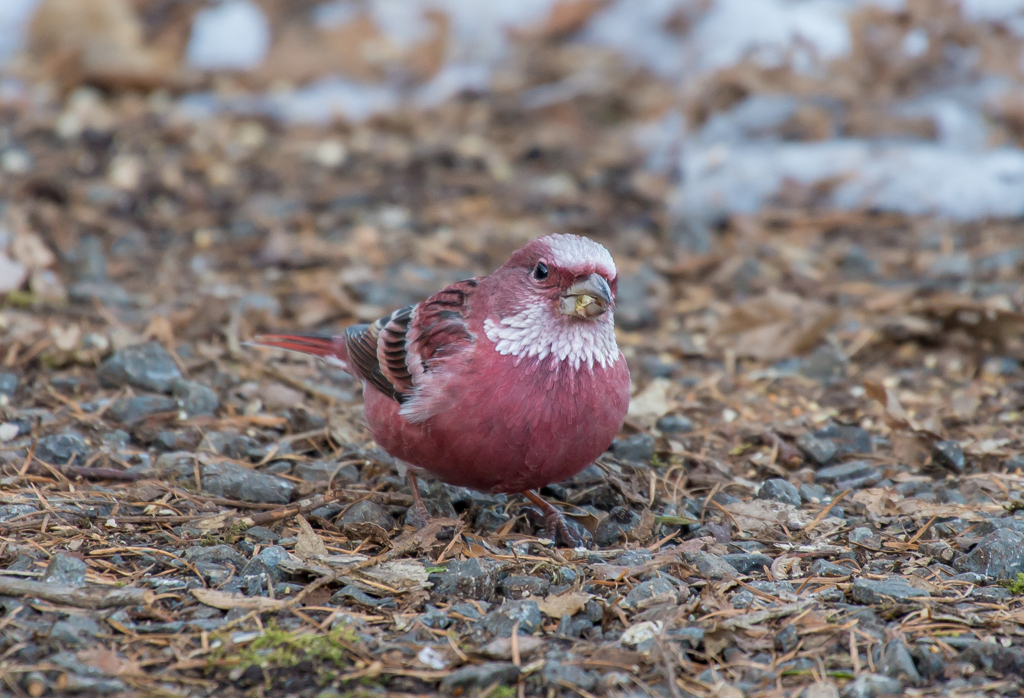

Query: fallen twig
<box><xmin>0</xmin><ymin>576</ymin><xmax>152</xmax><ymax>609</ymax></box>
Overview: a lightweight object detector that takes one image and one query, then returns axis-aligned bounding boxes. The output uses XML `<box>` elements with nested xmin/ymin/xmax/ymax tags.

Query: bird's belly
<box><xmin>363</xmin><ymin>356</ymin><xmax>630</xmax><ymax>493</ymax></box>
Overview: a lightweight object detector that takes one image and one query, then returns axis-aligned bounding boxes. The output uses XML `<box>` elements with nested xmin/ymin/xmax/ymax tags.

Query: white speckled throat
<box><xmin>484</xmin><ymin>300</ymin><xmax>619</xmax><ymax>370</ymax></box>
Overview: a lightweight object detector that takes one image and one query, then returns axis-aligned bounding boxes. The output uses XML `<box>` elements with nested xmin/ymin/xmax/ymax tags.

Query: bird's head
<box><xmin>486</xmin><ymin>234</ymin><xmax>619</xmax><ymax>369</ymax></box>
<box><xmin>498</xmin><ymin>234</ymin><xmax>617</xmax><ymax>321</ymax></box>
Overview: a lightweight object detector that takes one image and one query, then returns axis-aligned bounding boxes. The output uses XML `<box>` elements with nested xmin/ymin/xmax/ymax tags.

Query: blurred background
<box><xmin>0</xmin><ymin>0</ymin><xmax>1022</xmax><ymax>401</ymax></box>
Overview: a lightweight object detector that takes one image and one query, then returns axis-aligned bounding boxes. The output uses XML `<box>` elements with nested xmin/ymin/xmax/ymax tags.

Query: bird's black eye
<box><xmin>533</xmin><ymin>262</ymin><xmax>549</xmax><ymax>280</ymax></box>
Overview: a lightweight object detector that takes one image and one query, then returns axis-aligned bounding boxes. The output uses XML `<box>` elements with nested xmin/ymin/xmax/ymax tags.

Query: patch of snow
<box><xmin>186</xmin><ymin>0</ymin><xmax>271</xmax><ymax>71</ymax></box>
<box><xmin>675</xmin><ymin>140</ymin><xmax>1024</xmax><ymax>222</ymax></box>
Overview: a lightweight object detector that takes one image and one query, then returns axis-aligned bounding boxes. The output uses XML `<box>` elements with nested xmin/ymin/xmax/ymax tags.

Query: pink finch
<box><xmin>254</xmin><ymin>234</ymin><xmax>630</xmax><ymax>546</ymax></box>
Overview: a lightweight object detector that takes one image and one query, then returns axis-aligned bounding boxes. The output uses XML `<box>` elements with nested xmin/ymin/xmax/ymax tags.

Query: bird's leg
<box><xmin>523</xmin><ymin>490</ymin><xmax>585</xmax><ymax>548</ymax></box>
<box><xmin>405</xmin><ymin>469</ymin><xmax>432</xmax><ymax>529</ymax></box>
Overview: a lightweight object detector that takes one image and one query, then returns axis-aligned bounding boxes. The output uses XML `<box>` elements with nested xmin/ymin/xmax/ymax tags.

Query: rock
<box><xmin>656</xmin><ymin>414</ymin><xmax>693</xmax><ymax>434</ymax></box>
<box><xmin>108</xmin><ymin>395</ymin><xmax>178</xmax><ymax>424</ymax></box>
<box><xmin>815</xmin><ymin>460</ymin><xmax>879</xmax><ymax>485</ymax></box>
<box><xmin>440</xmin><ymin>663</ymin><xmax>520</xmax><ymax>692</ymax></box>
<box><xmin>49</xmin><ymin>616</ymin><xmax>102</xmax><ymax>646</ymax></box>
<box><xmin>293</xmin><ymin>461</ymin><xmax>358</xmax><ymax>484</ymax></box>
<box><xmin>481</xmin><ymin>599</ymin><xmax>542</xmax><ymax>637</ymax></box>
<box><xmin>840</xmin><ymin>674</ymin><xmax>903</xmax><ymax>698</ymax></box>
<box><xmin>623</xmin><ymin>578</ymin><xmax>678</xmax><ymax>610</ymax></box>
<box><xmin>932</xmin><ymin>440</ymin><xmax>965</xmax><ymax>473</ymax></box>
<box><xmin>684</xmin><ymin>552</ymin><xmax>739</xmax><ymax>580</ymax></box>
<box><xmin>432</xmin><ymin>558</ymin><xmax>504</xmax><ymax>601</ymax></box>
<box><xmin>499</xmin><ymin>575</ymin><xmax>549</xmax><ymax>599</ymax></box>
<box><xmin>200</xmin><ymin>461</ymin><xmax>294</xmax><ymax>504</ymax></box>
<box><xmin>817</xmin><ymin>425</ymin><xmax>872</xmax><ymax>459</ymax></box>
<box><xmin>611</xmin><ymin>433</ymin><xmax>655</xmax><ymax>464</ymax></box>
<box><xmin>172</xmin><ymin>379</ymin><xmax>219</xmax><ymax>417</ymax></box>
<box><xmin>480</xmin><ymin>635</ymin><xmax>545</xmax><ymax>660</ymax></box>
<box><xmin>798</xmin><ymin>344</ymin><xmax>848</xmax><ymax>384</ymax></box>
<box><xmin>542</xmin><ymin>659</ymin><xmax>597</xmax><ymax>691</ymax></box>
<box><xmin>757</xmin><ymin>479</ymin><xmax>801</xmax><ymax>507</ymax></box>
<box><xmin>36</xmin><ymin>431</ymin><xmax>89</xmax><ymax>466</ymax></box>
<box><xmin>338</xmin><ymin>500</ymin><xmax>396</xmax><ymax>530</ymax></box>
<box><xmin>850</xmin><ymin>578</ymin><xmax>930</xmax><ymax>604</ymax></box>
<box><xmin>331</xmin><ymin>585</ymin><xmax>394</xmax><ymax>608</ymax></box>
<box><xmin>0</xmin><ymin>504</ymin><xmax>38</xmax><ymax>522</ymax></box>
<box><xmin>614</xmin><ymin>266</ymin><xmax>665</xmax><ymax>330</ymax></box>
<box><xmin>241</xmin><ymin>545</ymin><xmax>291</xmax><ymax>585</ymax></box>
<box><xmin>722</xmin><ymin>553</ymin><xmax>774</xmax><ymax>575</ymax></box>
<box><xmin>98</xmin><ymin>342</ymin><xmax>182</xmax><ymax>393</ymax></box>
<box><xmin>42</xmin><ymin>553</ymin><xmax>86</xmax><ymax>587</ymax></box>
<box><xmin>972</xmin><ymin>585</ymin><xmax>1012</xmax><ymax>603</ymax></box>
<box><xmin>799</xmin><ymin>484</ymin><xmax>829</xmax><ymax>504</ymax></box>
<box><xmin>796</xmin><ymin>432</ymin><xmax>836</xmax><ymax>466</ymax></box>
<box><xmin>775</xmin><ymin>624</ymin><xmax>798</xmax><ymax>653</ymax></box>
<box><xmin>593</xmin><ymin>506</ymin><xmax>651</xmax><ymax>546</ymax></box>
<box><xmin>803</xmin><ymin>683</ymin><xmax>840</xmax><ymax>698</ymax></box>
<box><xmin>808</xmin><ymin>560</ymin><xmax>853</xmax><ymax>577</ymax></box>
<box><xmin>0</xmin><ymin>373</ymin><xmax>17</xmax><ymax>396</ymax></box>
<box><xmin>959</xmin><ymin>641</ymin><xmax>1024</xmax><ymax>674</ymax></box>
<box><xmin>184</xmin><ymin>545</ymin><xmax>248</xmax><ymax>572</ymax></box>
<box><xmin>848</xmin><ymin>527</ymin><xmax>876</xmax><ymax>545</ymax></box>
<box><xmin>880</xmin><ymin>639</ymin><xmax>920</xmax><ymax>685</ymax></box>
<box><xmin>953</xmin><ymin>529</ymin><xmax>1024</xmax><ymax>580</ymax></box>
<box><xmin>285</xmin><ymin>406</ymin><xmax>326</xmax><ymax>432</ymax></box>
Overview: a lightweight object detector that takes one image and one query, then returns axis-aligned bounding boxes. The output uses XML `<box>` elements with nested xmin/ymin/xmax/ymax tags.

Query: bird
<box><xmin>252</xmin><ymin>234</ymin><xmax>631</xmax><ymax>546</ymax></box>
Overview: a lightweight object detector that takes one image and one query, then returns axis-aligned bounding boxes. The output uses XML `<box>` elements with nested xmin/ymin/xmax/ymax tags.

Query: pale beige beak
<box><xmin>559</xmin><ymin>273</ymin><xmax>612</xmax><ymax>319</ymax></box>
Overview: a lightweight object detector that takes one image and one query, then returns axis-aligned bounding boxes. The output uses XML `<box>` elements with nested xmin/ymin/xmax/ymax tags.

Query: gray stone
<box><xmin>42</xmin><ymin>553</ymin><xmax>86</xmax><ymax>587</ymax></box>
<box><xmin>98</xmin><ymin>342</ymin><xmax>182</xmax><ymax>393</ymax></box>
<box><xmin>932</xmin><ymin>440</ymin><xmax>965</xmax><ymax>473</ymax></box>
<box><xmin>775</xmin><ymin>624</ymin><xmax>798</xmax><ymax>653</ymax></box>
<box><xmin>200</xmin><ymin>461</ymin><xmax>294</xmax><ymax>504</ymax></box>
<box><xmin>685</xmin><ymin>552</ymin><xmax>739</xmax><ymax>580</ymax></box>
<box><xmin>481</xmin><ymin>599</ymin><xmax>542</xmax><ymax>637</ymax></box>
<box><xmin>796</xmin><ymin>432</ymin><xmax>836</xmax><ymax>465</ymax></box>
<box><xmin>841</xmin><ymin>674</ymin><xmax>903</xmax><ymax>698</ymax></box>
<box><xmin>0</xmin><ymin>504</ymin><xmax>38</xmax><ymax>522</ymax></box>
<box><xmin>108</xmin><ymin>395</ymin><xmax>178</xmax><ymax>424</ymax></box>
<box><xmin>611</xmin><ymin>433</ymin><xmax>655</xmax><ymax>464</ymax></box>
<box><xmin>49</xmin><ymin>616</ymin><xmax>102</xmax><ymax>646</ymax></box>
<box><xmin>241</xmin><ymin>545</ymin><xmax>291</xmax><ymax>587</ymax></box>
<box><xmin>816</xmin><ymin>460</ymin><xmax>878</xmax><ymax>484</ymax></box>
<box><xmin>184</xmin><ymin>545</ymin><xmax>248</xmax><ymax>572</ymax></box>
<box><xmin>542</xmin><ymin>659</ymin><xmax>597</xmax><ymax>691</ymax></box>
<box><xmin>880</xmin><ymin>639</ymin><xmax>920</xmax><ymax>685</ymax></box>
<box><xmin>815</xmin><ymin>425</ymin><xmax>872</xmax><ymax>460</ymax></box>
<box><xmin>953</xmin><ymin>529</ymin><xmax>1024</xmax><ymax>580</ymax></box>
<box><xmin>623</xmin><ymin>577</ymin><xmax>678</xmax><ymax>610</ymax></box>
<box><xmin>849</xmin><ymin>527</ymin><xmax>876</xmax><ymax>544</ymax></box>
<box><xmin>331</xmin><ymin>585</ymin><xmax>394</xmax><ymax>608</ymax></box>
<box><xmin>960</xmin><ymin>641</ymin><xmax>1024</xmax><ymax>674</ymax></box>
<box><xmin>36</xmin><ymin>431</ymin><xmax>89</xmax><ymax>466</ymax></box>
<box><xmin>972</xmin><ymin>586</ymin><xmax>1012</xmax><ymax>603</ymax></box>
<box><xmin>798</xmin><ymin>344</ymin><xmax>849</xmax><ymax>385</ymax></box>
<box><xmin>803</xmin><ymin>683</ymin><xmax>840</xmax><ymax>698</ymax></box>
<box><xmin>293</xmin><ymin>461</ymin><xmax>358</xmax><ymax>484</ymax></box>
<box><xmin>614</xmin><ymin>266</ymin><xmax>665</xmax><ymax>330</ymax></box>
<box><xmin>722</xmin><ymin>553</ymin><xmax>774</xmax><ymax>575</ymax></box>
<box><xmin>808</xmin><ymin>560</ymin><xmax>853</xmax><ymax>577</ymax></box>
<box><xmin>929</xmin><ymin>252</ymin><xmax>972</xmax><ymax>279</ymax></box>
<box><xmin>172</xmin><ymin>379</ymin><xmax>219</xmax><ymax>417</ymax></box>
<box><xmin>440</xmin><ymin>663</ymin><xmax>520</xmax><ymax>692</ymax></box>
<box><xmin>500</xmin><ymin>575</ymin><xmax>549</xmax><ymax>599</ymax></box>
<box><xmin>285</xmin><ymin>406</ymin><xmax>326</xmax><ymax>432</ymax></box>
<box><xmin>656</xmin><ymin>414</ymin><xmax>693</xmax><ymax>434</ymax></box>
<box><xmin>593</xmin><ymin>506</ymin><xmax>646</xmax><ymax>547</ymax></box>
<box><xmin>338</xmin><ymin>500</ymin><xmax>396</xmax><ymax>530</ymax></box>
<box><xmin>0</xmin><ymin>372</ymin><xmax>17</xmax><ymax>396</ymax></box>
<box><xmin>432</xmin><ymin>558</ymin><xmax>504</xmax><ymax>601</ymax></box>
<box><xmin>799</xmin><ymin>484</ymin><xmax>829</xmax><ymax>504</ymax></box>
<box><xmin>850</xmin><ymin>578</ymin><xmax>930</xmax><ymax>604</ymax></box>
<box><xmin>757</xmin><ymin>478</ymin><xmax>801</xmax><ymax>507</ymax></box>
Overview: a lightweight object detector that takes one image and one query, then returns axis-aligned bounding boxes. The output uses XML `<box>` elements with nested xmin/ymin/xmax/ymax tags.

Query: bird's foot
<box><xmin>404</xmin><ymin>469</ymin><xmax>432</xmax><ymax>530</ymax></box>
<box><xmin>524</xmin><ymin>490</ymin><xmax>588</xmax><ymax>548</ymax></box>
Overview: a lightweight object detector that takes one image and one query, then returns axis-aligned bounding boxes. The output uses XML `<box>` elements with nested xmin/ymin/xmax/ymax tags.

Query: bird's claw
<box><xmin>543</xmin><ymin>510</ymin><xmax>587</xmax><ymax>548</ymax></box>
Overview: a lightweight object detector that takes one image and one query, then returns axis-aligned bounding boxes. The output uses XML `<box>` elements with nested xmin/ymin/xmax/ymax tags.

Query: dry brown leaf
<box><xmin>192</xmin><ymin>588</ymin><xmax>285</xmax><ymax>612</ymax></box>
<box><xmin>360</xmin><ymin>560</ymin><xmax>431</xmax><ymax>592</ymax></box>
<box><xmin>536</xmin><ymin>591</ymin><xmax>591</xmax><ymax>618</ymax></box>
<box><xmin>627</xmin><ymin>378</ymin><xmax>675</xmax><ymax>426</ymax></box>
<box><xmin>77</xmin><ymin>647</ymin><xmax>142</xmax><ymax>676</ymax></box>
<box><xmin>294</xmin><ymin>514</ymin><xmax>329</xmax><ymax>561</ymax></box>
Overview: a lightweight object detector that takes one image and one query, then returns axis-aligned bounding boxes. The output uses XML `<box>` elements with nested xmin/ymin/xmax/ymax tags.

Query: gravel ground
<box><xmin>1</xmin><ymin>6</ymin><xmax>1024</xmax><ymax>698</ymax></box>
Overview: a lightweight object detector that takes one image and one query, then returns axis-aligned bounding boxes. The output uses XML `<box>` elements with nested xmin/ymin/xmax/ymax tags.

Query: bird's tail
<box><xmin>250</xmin><ymin>333</ymin><xmax>350</xmax><ymax>371</ymax></box>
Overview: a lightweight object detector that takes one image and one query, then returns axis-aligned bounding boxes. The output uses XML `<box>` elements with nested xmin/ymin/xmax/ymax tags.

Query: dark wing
<box><xmin>344</xmin><ymin>279</ymin><xmax>479</xmax><ymax>407</ymax></box>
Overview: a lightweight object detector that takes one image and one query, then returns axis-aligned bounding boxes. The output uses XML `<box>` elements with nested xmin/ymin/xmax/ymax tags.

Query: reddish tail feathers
<box><xmin>251</xmin><ymin>333</ymin><xmax>349</xmax><ymax>367</ymax></box>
